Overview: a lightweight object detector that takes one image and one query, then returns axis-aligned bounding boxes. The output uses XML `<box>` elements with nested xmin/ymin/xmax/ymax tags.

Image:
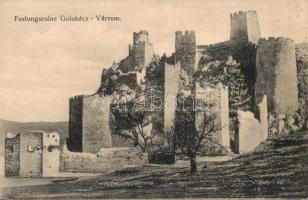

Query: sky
<box><xmin>0</xmin><ymin>0</ymin><xmax>307</xmax><ymax>122</ymax></box>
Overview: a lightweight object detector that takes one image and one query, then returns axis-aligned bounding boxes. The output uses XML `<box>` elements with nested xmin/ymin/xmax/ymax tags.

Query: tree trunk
<box><xmin>189</xmin><ymin>155</ymin><xmax>197</xmax><ymax>174</ymax></box>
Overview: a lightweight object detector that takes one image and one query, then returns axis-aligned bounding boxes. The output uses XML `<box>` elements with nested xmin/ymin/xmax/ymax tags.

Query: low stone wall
<box><xmin>61</xmin><ymin>147</ymin><xmax>148</xmax><ymax>173</ymax></box>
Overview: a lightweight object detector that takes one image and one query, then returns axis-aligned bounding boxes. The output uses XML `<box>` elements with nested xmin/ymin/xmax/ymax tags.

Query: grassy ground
<box><xmin>1</xmin><ymin>130</ymin><xmax>308</xmax><ymax>199</ymax></box>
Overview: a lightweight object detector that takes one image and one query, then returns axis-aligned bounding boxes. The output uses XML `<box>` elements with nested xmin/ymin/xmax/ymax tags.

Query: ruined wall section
<box><xmin>42</xmin><ymin>132</ymin><xmax>60</xmax><ymax>177</ymax></box>
<box><xmin>5</xmin><ymin>134</ymin><xmax>20</xmax><ymax>177</ymax></box>
<box><xmin>19</xmin><ymin>132</ymin><xmax>43</xmax><ymax>177</ymax></box>
<box><xmin>175</xmin><ymin>31</ymin><xmax>196</xmax><ymax>78</ymax></box>
<box><xmin>195</xmin><ymin>83</ymin><xmax>230</xmax><ymax>155</ymax></box>
<box><xmin>256</xmin><ymin>37</ymin><xmax>298</xmax><ymax>114</ymax></box>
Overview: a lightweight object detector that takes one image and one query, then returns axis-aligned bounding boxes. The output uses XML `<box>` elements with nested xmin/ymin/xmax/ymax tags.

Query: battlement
<box><xmin>175</xmin><ymin>30</ymin><xmax>196</xmax><ymax>46</ymax></box>
<box><xmin>258</xmin><ymin>37</ymin><xmax>294</xmax><ymax>44</ymax></box>
<box><xmin>231</xmin><ymin>10</ymin><xmax>257</xmax><ymax>18</ymax></box>
<box><xmin>175</xmin><ymin>30</ymin><xmax>195</xmax><ymax>37</ymax></box>
<box><xmin>198</xmin><ymin>40</ymin><xmax>231</xmax><ymax>50</ymax></box>
<box><xmin>69</xmin><ymin>95</ymin><xmax>84</xmax><ymax>101</ymax></box>
<box><xmin>133</xmin><ymin>30</ymin><xmax>150</xmax><ymax>45</ymax></box>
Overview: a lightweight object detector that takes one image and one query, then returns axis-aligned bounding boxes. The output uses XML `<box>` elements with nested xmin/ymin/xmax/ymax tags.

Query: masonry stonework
<box><xmin>61</xmin><ymin>147</ymin><xmax>148</xmax><ymax>173</ymax></box>
<box><xmin>5</xmin><ymin>134</ymin><xmax>20</xmax><ymax>177</ymax></box>
<box><xmin>195</xmin><ymin>83</ymin><xmax>230</xmax><ymax>155</ymax></box>
<box><xmin>68</xmin><ymin>95</ymin><xmax>112</xmax><ymax>153</ymax></box>
<box><xmin>5</xmin><ymin>131</ymin><xmax>60</xmax><ymax>177</ymax></box>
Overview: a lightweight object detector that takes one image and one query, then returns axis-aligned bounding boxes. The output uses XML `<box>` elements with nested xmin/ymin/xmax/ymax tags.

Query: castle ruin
<box><xmin>67</xmin><ymin>10</ymin><xmax>299</xmax><ymax>155</ymax></box>
<box><xmin>5</xmin><ymin>131</ymin><xmax>60</xmax><ymax>177</ymax></box>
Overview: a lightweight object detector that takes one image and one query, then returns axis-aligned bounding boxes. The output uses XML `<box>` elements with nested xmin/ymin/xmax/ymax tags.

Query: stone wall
<box><xmin>61</xmin><ymin>147</ymin><xmax>148</xmax><ymax>173</ymax></box>
<box><xmin>163</xmin><ymin>62</ymin><xmax>181</xmax><ymax>130</ymax></box>
<box><xmin>197</xmin><ymin>41</ymin><xmax>231</xmax><ymax>61</ymax></box>
<box><xmin>68</xmin><ymin>95</ymin><xmax>112</xmax><ymax>153</ymax></box>
<box><xmin>235</xmin><ymin>95</ymin><xmax>268</xmax><ymax>154</ymax></box>
<box><xmin>256</xmin><ymin>37</ymin><xmax>298</xmax><ymax>114</ymax></box>
<box><xmin>5</xmin><ymin>132</ymin><xmax>61</xmax><ymax>177</ymax></box>
<box><xmin>42</xmin><ymin>132</ymin><xmax>60</xmax><ymax>177</ymax></box>
<box><xmin>195</xmin><ymin>83</ymin><xmax>230</xmax><ymax>155</ymax></box>
<box><xmin>235</xmin><ymin>111</ymin><xmax>261</xmax><ymax>154</ymax></box>
<box><xmin>82</xmin><ymin>95</ymin><xmax>112</xmax><ymax>153</ymax></box>
<box><xmin>19</xmin><ymin>132</ymin><xmax>43</xmax><ymax>177</ymax></box>
<box><xmin>5</xmin><ymin>134</ymin><xmax>20</xmax><ymax>177</ymax></box>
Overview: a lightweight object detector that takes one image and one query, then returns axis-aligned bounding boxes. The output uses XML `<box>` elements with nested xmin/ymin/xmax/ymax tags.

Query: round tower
<box><xmin>255</xmin><ymin>37</ymin><xmax>298</xmax><ymax>114</ymax></box>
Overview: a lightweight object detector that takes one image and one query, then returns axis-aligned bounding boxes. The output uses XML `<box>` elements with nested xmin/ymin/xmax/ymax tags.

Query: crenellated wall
<box><xmin>255</xmin><ymin>37</ymin><xmax>298</xmax><ymax>114</ymax></box>
<box><xmin>197</xmin><ymin>41</ymin><xmax>231</xmax><ymax>61</ymax></box>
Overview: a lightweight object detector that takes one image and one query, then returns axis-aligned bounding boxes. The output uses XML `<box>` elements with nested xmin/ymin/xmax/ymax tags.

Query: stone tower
<box><xmin>230</xmin><ymin>10</ymin><xmax>261</xmax><ymax>46</ymax></box>
<box><xmin>175</xmin><ymin>30</ymin><xmax>196</xmax><ymax>79</ymax></box>
<box><xmin>230</xmin><ymin>11</ymin><xmax>260</xmax><ymax>109</ymax></box>
<box><xmin>129</xmin><ymin>30</ymin><xmax>154</xmax><ymax>70</ymax></box>
<box><xmin>67</xmin><ymin>94</ymin><xmax>112</xmax><ymax>153</ymax></box>
<box><xmin>255</xmin><ymin>37</ymin><xmax>298</xmax><ymax>114</ymax></box>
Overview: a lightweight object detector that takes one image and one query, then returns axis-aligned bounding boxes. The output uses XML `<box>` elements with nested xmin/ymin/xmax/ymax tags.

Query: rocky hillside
<box><xmin>1</xmin><ymin>130</ymin><xmax>307</xmax><ymax>198</ymax></box>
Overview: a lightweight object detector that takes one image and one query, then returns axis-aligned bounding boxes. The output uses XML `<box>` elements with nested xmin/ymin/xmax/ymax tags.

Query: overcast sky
<box><xmin>0</xmin><ymin>0</ymin><xmax>307</xmax><ymax>122</ymax></box>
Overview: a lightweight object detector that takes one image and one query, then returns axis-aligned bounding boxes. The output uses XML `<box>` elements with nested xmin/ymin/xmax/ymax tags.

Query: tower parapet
<box><xmin>133</xmin><ymin>30</ymin><xmax>150</xmax><ymax>45</ymax></box>
<box><xmin>255</xmin><ymin>37</ymin><xmax>298</xmax><ymax>114</ymax></box>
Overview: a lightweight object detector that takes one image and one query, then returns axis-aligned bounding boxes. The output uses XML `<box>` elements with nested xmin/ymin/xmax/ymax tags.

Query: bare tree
<box><xmin>174</xmin><ymin>95</ymin><xmax>222</xmax><ymax>174</ymax></box>
<box><xmin>110</xmin><ymin>88</ymin><xmax>152</xmax><ymax>152</ymax></box>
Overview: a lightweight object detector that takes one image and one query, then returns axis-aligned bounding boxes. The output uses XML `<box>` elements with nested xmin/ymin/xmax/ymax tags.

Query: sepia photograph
<box><xmin>0</xmin><ymin>0</ymin><xmax>307</xmax><ymax>199</ymax></box>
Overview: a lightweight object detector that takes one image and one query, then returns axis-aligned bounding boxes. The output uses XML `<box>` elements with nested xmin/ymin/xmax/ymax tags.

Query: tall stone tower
<box><xmin>230</xmin><ymin>10</ymin><xmax>261</xmax><ymax>46</ymax></box>
<box><xmin>230</xmin><ymin>11</ymin><xmax>260</xmax><ymax>110</ymax></box>
<box><xmin>129</xmin><ymin>30</ymin><xmax>154</xmax><ymax>71</ymax></box>
<box><xmin>255</xmin><ymin>37</ymin><xmax>298</xmax><ymax>114</ymax></box>
<box><xmin>175</xmin><ymin>30</ymin><xmax>196</xmax><ymax>79</ymax></box>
